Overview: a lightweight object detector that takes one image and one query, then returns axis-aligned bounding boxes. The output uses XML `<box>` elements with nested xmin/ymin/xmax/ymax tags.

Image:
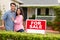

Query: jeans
<box><xmin>17</xmin><ymin>29</ymin><xmax>24</xmax><ymax>32</ymax></box>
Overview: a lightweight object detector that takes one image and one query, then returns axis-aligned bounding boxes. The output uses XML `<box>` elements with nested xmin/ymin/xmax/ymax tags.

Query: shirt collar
<box><xmin>10</xmin><ymin>10</ymin><xmax>15</xmax><ymax>13</ymax></box>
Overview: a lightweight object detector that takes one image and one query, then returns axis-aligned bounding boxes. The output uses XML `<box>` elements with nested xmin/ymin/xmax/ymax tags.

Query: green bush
<box><xmin>0</xmin><ymin>10</ymin><xmax>2</xmax><ymax>26</ymax></box>
<box><xmin>47</xmin><ymin>21</ymin><xmax>53</xmax><ymax>26</ymax></box>
<box><xmin>53</xmin><ymin>7</ymin><xmax>60</xmax><ymax>32</ymax></box>
<box><xmin>0</xmin><ymin>10</ymin><xmax>2</xmax><ymax>20</ymax></box>
<box><xmin>0</xmin><ymin>31</ymin><xmax>60</xmax><ymax>40</ymax></box>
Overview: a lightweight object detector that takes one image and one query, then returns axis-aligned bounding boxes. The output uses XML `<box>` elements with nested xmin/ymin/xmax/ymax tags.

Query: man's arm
<box><xmin>2</xmin><ymin>12</ymin><xmax>7</xmax><ymax>28</ymax></box>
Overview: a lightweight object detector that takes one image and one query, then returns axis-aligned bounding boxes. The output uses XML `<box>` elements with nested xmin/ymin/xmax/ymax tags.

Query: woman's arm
<box><xmin>11</xmin><ymin>17</ymin><xmax>14</xmax><ymax>21</ymax></box>
<box><xmin>11</xmin><ymin>17</ymin><xmax>18</xmax><ymax>23</ymax></box>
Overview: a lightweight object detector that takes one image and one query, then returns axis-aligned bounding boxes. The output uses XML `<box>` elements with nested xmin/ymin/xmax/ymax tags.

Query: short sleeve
<box><xmin>2</xmin><ymin>12</ymin><xmax>8</xmax><ymax>21</ymax></box>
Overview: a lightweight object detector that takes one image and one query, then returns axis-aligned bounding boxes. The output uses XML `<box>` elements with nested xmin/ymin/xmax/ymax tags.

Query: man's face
<box><xmin>10</xmin><ymin>4</ymin><xmax>16</xmax><ymax>11</ymax></box>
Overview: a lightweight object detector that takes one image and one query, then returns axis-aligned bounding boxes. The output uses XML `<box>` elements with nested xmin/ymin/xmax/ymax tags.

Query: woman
<box><xmin>12</xmin><ymin>8</ymin><xmax>24</xmax><ymax>32</ymax></box>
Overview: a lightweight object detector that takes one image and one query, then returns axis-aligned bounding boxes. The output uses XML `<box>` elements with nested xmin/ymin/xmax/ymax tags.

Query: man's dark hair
<box><xmin>10</xmin><ymin>3</ymin><xmax>16</xmax><ymax>6</ymax></box>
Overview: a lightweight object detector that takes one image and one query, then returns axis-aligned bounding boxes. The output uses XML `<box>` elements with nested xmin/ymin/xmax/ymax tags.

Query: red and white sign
<box><xmin>26</xmin><ymin>19</ymin><xmax>46</xmax><ymax>34</ymax></box>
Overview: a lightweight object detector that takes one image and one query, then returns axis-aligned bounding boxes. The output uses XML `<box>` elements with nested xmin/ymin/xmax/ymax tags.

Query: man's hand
<box><xmin>1</xmin><ymin>25</ymin><xmax>4</xmax><ymax>27</ymax></box>
<box><xmin>2</xmin><ymin>20</ymin><xmax>5</xmax><ymax>30</ymax></box>
<box><xmin>1</xmin><ymin>25</ymin><xmax>5</xmax><ymax>29</ymax></box>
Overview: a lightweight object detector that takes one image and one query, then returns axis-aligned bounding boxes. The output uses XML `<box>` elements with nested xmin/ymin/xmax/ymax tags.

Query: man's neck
<box><xmin>11</xmin><ymin>10</ymin><xmax>15</xmax><ymax>13</ymax></box>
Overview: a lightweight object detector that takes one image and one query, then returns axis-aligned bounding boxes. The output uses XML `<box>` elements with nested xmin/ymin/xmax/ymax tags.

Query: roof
<box><xmin>17</xmin><ymin>0</ymin><xmax>60</xmax><ymax>7</ymax></box>
<box><xmin>12</xmin><ymin>0</ymin><xmax>23</xmax><ymax>4</ymax></box>
<box><xmin>20</xmin><ymin>0</ymin><xmax>59</xmax><ymax>5</ymax></box>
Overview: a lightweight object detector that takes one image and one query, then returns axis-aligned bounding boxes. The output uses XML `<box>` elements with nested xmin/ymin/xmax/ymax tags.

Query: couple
<box><xmin>2</xmin><ymin>3</ymin><xmax>24</xmax><ymax>32</ymax></box>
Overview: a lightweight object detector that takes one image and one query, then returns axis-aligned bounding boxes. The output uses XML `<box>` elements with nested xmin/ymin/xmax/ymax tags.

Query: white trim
<box><xmin>37</xmin><ymin>16</ymin><xmax>56</xmax><ymax>21</ymax></box>
<box><xmin>20</xmin><ymin>4</ymin><xmax>59</xmax><ymax>7</ymax></box>
<box><xmin>37</xmin><ymin>16</ymin><xmax>56</xmax><ymax>17</ymax></box>
<box><xmin>35</xmin><ymin>8</ymin><xmax>37</xmax><ymax>19</ymax></box>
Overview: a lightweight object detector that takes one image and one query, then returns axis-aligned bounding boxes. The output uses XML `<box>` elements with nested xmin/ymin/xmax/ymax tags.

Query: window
<box><xmin>37</xmin><ymin>8</ymin><xmax>41</xmax><ymax>15</ymax></box>
<box><xmin>45</xmin><ymin>8</ymin><xmax>49</xmax><ymax>15</ymax></box>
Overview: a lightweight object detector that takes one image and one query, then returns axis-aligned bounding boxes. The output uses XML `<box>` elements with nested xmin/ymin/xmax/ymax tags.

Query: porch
<box><xmin>22</xmin><ymin>7</ymin><xmax>56</xmax><ymax>21</ymax></box>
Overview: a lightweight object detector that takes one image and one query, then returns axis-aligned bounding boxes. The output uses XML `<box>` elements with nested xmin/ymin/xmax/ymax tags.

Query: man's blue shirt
<box><xmin>2</xmin><ymin>10</ymin><xmax>16</xmax><ymax>31</ymax></box>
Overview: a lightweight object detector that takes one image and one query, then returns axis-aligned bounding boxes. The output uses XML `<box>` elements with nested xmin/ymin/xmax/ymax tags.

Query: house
<box><xmin>0</xmin><ymin>0</ymin><xmax>60</xmax><ymax>21</ymax></box>
<box><xmin>18</xmin><ymin>0</ymin><xmax>60</xmax><ymax>21</ymax></box>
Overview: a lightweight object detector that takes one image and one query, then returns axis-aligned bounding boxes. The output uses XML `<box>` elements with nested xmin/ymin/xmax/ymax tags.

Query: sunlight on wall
<box><xmin>58</xmin><ymin>0</ymin><xmax>60</xmax><ymax>3</ymax></box>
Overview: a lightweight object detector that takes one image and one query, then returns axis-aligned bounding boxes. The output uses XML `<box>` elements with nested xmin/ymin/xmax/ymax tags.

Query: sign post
<box><xmin>26</xmin><ymin>19</ymin><xmax>46</xmax><ymax>34</ymax></box>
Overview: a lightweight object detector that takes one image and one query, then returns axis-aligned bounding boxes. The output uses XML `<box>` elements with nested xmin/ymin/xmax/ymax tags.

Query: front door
<box><xmin>22</xmin><ymin>7</ymin><xmax>27</xmax><ymax>21</ymax></box>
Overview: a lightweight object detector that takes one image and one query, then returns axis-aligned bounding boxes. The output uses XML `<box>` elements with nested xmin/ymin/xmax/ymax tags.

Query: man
<box><xmin>2</xmin><ymin>3</ymin><xmax>16</xmax><ymax>31</ymax></box>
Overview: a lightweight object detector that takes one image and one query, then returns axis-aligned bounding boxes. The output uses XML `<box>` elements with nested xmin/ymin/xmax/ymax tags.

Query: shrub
<box><xmin>0</xmin><ymin>31</ymin><xmax>60</xmax><ymax>40</ymax></box>
<box><xmin>53</xmin><ymin>7</ymin><xmax>60</xmax><ymax>32</ymax></box>
<box><xmin>47</xmin><ymin>21</ymin><xmax>53</xmax><ymax>26</ymax></box>
<box><xmin>0</xmin><ymin>10</ymin><xmax>2</xmax><ymax>26</ymax></box>
<box><xmin>0</xmin><ymin>10</ymin><xmax>2</xmax><ymax>20</ymax></box>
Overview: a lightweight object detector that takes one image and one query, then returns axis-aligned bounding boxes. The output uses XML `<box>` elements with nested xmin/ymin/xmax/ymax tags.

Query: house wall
<box><xmin>0</xmin><ymin>0</ymin><xmax>11</xmax><ymax>15</ymax></box>
<box><xmin>27</xmin><ymin>8</ymin><xmax>35</xmax><ymax>19</ymax></box>
<box><xmin>58</xmin><ymin>0</ymin><xmax>60</xmax><ymax>3</ymax></box>
<box><xmin>0</xmin><ymin>0</ymin><xmax>20</xmax><ymax>15</ymax></box>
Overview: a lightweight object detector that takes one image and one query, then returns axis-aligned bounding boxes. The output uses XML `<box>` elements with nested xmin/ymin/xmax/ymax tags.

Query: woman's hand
<box><xmin>11</xmin><ymin>17</ymin><xmax>14</xmax><ymax>21</ymax></box>
<box><xmin>11</xmin><ymin>17</ymin><xmax>17</xmax><ymax>23</ymax></box>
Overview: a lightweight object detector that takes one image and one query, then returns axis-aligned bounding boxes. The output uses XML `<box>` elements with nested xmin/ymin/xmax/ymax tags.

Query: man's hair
<box><xmin>10</xmin><ymin>3</ymin><xmax>16</xmax><ymax>6</ymax></box>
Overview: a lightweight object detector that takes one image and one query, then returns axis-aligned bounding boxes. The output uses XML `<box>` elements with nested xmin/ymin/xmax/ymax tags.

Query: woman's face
<box><xmin>17</xmin><ymin>9</ymin><xmax>21</xmax><ymax>15</ymax></box>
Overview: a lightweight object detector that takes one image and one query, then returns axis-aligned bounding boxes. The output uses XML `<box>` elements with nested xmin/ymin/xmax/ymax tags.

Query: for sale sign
<box><xmin>26</xmin><ymin>19</ymin><xmax>46</xmax><ymax>34</ymax></box>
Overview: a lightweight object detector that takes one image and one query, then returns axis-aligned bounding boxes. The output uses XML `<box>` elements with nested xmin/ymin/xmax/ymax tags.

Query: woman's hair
<box><xmin>16</xmin><ymin>8</ymin><xmax>24</xmax><ymax>16</ymax></box>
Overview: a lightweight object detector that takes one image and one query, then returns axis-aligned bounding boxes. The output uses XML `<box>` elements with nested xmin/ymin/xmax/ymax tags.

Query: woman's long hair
<box><xmin>16</xmin><ymin>8</ymin><xmax>24</xmax><ymax>16</ymax></box>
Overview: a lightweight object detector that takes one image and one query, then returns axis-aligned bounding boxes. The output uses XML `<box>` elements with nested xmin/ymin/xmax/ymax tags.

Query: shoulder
<box><xmin>4</xmin><ymin>10</ymin><xmax>10</xmax><ymax>14</ymax></box>
<box><xmin>18</xmin><ymin>15</ymin><xmax>23</xmax><ymax>19</ymax></box>
<box><xmin>20</xmin><ymin>15</ymin><xmax>23</xmax><ymax>18</ymax></box>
